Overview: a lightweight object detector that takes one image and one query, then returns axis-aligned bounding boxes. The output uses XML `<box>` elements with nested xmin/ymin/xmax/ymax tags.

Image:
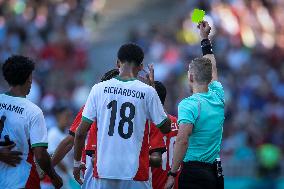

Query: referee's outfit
<box><xmin>178</xmin><ymin>81</ymin><xmax>225</xmax><ymax>189</ymax></box>
<box><xmin>164</xmin><ymin>21</ymin><xmax>225</xmax><ymax>189</ymax></box>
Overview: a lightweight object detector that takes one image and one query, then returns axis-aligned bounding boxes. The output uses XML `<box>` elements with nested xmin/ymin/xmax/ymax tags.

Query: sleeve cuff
<box><xmin>69</xmin><ymin>130</ymin><xmax>75</xmax><ymax>137</ymax></box>
<box><xmin>149</xmin><ymin>147</ymin><xmax>167</xmax><ymax>154</ymax></box>
<box><xmin>178</xmin><ymin>119</ymin><xmax>194</xmax><ymax>126</ymax></box>
<box><xmin>82</xmin><ymin>116</ymin><xmax>93</xmax><ymax>124</ymax></box>
<box><xmin>31</xmin><ymin>143</ymin><xmax>48</xmax><ymax>148</ymax></box>
<box><xmin>156</xmin><ymin>117</ymin><xmax>168</xmax><ymax>128</ymax></box>
<box><xmin>85</xmin><ymin>150</ymin><xmax>95</xmax><ymax>157</ymax></box>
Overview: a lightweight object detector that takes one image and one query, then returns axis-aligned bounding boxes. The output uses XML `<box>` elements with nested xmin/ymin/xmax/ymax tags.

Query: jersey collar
<box><xmin>115</xmin><ymin>76</ymin><xmax>137</xmax><ymax>82</ymax></box>
<box><xmin>4</xmin><ymin>92</ymin><xmax>26</xmax><ymax>98</ymax></box>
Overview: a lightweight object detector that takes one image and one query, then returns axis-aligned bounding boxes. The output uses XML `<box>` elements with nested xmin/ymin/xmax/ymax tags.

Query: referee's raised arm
<box><xmin>199</xmin><ymin>21</ymin><xmax>218</xmax><ymax>82</ymax></box>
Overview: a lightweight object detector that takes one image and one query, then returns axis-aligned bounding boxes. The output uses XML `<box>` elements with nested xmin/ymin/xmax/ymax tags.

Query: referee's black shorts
<box><xmin>178</xmin><ymin>161</ymin><xmax>218</xmax><ymax>189</ymax></box>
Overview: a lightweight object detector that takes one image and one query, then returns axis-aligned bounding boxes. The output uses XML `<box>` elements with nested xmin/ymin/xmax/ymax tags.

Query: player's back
<box><xmin>83</xmin><ymin>76</ymin><xmax>167</xmax><ymax>180</ymax></box>
<box><xmin>0</xmin><ymin>93</ymin><xmax>46</xmax><ymax>188</ymax></box>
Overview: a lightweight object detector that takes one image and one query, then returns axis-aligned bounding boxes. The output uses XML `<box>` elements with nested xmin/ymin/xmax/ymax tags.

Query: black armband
<box><xmin>201</xmin><ymin>38</ymin><xmax>213</xmax><ymax>55</ymax></box>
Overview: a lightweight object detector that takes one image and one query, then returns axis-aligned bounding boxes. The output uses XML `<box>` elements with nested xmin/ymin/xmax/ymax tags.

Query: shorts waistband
<box><xmin>183</xmin><ymin>161</ymin><xmax>215</xmax><ymax>170</ymax></box>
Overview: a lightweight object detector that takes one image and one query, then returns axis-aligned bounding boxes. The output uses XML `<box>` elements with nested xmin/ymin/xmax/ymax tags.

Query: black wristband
<box><xmin>201</xmin><ymin>39</ymin><xmax>213</xmax><ymax>55</ymax></box>
<box><xmin>167</xmin><ymin>170</ymin><xmax>178</xmax><ymax>177</ymax></box>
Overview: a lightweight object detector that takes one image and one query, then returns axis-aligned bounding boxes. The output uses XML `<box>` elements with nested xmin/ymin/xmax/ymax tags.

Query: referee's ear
<box><xmin>158</xmin><ymin>118</ymin><xmax>171</xmax><ymax>134</ymax></box>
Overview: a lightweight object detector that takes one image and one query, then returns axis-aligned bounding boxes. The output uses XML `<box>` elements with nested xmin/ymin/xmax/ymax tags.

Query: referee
<box><xmin>165</xmin><ymin>21</ymin><xmax>225</xmax><ymax>189</ymax></box>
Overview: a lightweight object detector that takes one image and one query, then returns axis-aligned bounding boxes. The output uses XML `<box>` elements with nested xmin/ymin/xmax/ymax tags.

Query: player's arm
<box><xmin>73</xmin><ymin>120</ymin><xmax>92</xmax><ymax>185</ymax></box>
<box><xmin>52</xmin><ymin>135</ymin><xmax>74</xmax><ymax>166</ymax></box>
<box><xmin>148</xmin><ymin>89</ymin><xmax>171</xmax><ymax>134</ymax></box>
<box><xmin>170</xmin><ymin>124</ymin><xmax>192</xmax><ymax>174</ymax></box>
<box><xmin>164</xmin><ymin>124</ymin><xmax>192</xmax><ymax>189</ymax></box>
<box><xmin>33</xmin><ymin>147</ymin><xmax>62</xmax><ymax>188</ymax></box>
<box><xmin>165</xmin><ymin>100</ymin><xmax>198</xmax><ymax>189</ymax></box>
<box><xmin>30</xmin><ymin>111</ymin><xmax>62</xmax><ymax>188</ymax></box>
<box><xmin>73</xmin><ymin>87</ymin><xmax>97</xmax><ymax>185</ymax></box>
<box><xmin>74</xmin><ymin>121</ymin><xmax>91</xmax><ymax>162</ymax></box>
<box><xmin>52</xmin><ymin>106</ymin><xmax>84</xmax><ymax>166</ymax></box>
<box><xmin>149</xmin><ymin>121</ymin><xmax>166</xmax><ymax>167</ymax></box>
<box><xmin>199</xmin><ymin>21</ymin><xmax>217</xmax><ymax>81</ymax></box>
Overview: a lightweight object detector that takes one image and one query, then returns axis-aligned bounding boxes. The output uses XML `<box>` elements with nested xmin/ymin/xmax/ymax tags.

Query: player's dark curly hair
<box><xmin>154</xmin><ymin>81</ymin><xmax>167</xmax><ymax>105</ymax></box>
<box><xmin>2</xmin><ymin>55</ymin><xmax>35</xmax><ymax>86</ymax></box>
<box><xmin>101</xmin><ymin>69</ymin><xmax>119</xmax><ymax>82</ymax></box>
<box><xmin>117</xmin><ymin>43</ymin><xmax>144</xmax><ymax>66</ymax></box>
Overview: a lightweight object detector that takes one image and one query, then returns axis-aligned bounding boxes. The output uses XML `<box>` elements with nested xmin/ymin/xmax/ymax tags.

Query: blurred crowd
<box><xmin>0</xmin><ymin>0</ymin><xmax>106</xmax><ymax>112</ymax></box>
<box><xmin>129</xmin><ymin>0</ymin><xmax>284</xmax><ymax>179</ymax></box>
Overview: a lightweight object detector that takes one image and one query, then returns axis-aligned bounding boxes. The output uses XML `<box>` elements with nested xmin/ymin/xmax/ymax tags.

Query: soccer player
<box><xmin>51</xmin><ymin>69</ymin><xmax>120</xmax><ymax>188</ymax></box>
<box><xmin>41</xmin><ymin>104</ymin><xmax>72</xmax><ymax>189</ymax></box>
<box><xmin>165</xmin><ymin>21</ymin><xmax>225</xmax><ymax>189</ymax></box>
<box><xmin>150</xmin><ymin>81</ymin><xmax>180</xmax><ymax>189</ymax></box>
<box><xmin>73</xmin><ymin>43</ymin><xmax>171</xmax><ymax>189</ymax></box>
<box><xmin>0</xmin><ymin>55</ymin><xmax>62</xmax><ymax>189</ymax></box>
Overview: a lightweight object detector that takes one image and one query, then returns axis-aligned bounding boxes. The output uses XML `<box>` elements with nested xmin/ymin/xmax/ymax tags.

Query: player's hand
<box><xmin>164</xmin><ymin>176</ymin><xmax>175</xmax><ymax>189</ymax></box>
<box><xmin>147</xmin><ymin>64</ymin><xmax>155</xmax><ymax>86</ymax></box>
<box><xmin>0</xmin><ymin>143</ymin><xmax>22</xmax><ymax>167</ymax></box>
<box><xmin>198</xmin><ymin>21</ymin><xmax>211</xmax><ymax>39</ymax></box>
<box><xmin>50</xmin><ymin>172</ymin><xmax>63</xmax><ymax>189</ymax></box>
<box><xmin>143</xmin><ymin>64</ymin><xmax>155</xmax><ymax>87</ymax></box>
<box><xmin>73</xmin><ymin>163</ymin><xmax>86</xmax><ymax>185</ymax></box>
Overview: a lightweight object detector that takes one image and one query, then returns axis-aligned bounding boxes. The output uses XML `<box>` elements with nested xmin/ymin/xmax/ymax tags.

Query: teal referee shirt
<box><xmin>178</xmin><ymin>81</ymin><xmax>225</xmax><ymax>163</ymax></box>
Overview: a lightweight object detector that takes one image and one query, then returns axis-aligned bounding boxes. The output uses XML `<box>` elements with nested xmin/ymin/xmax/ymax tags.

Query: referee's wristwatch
<box><xmin>167</xmin><ymin>170</ymin><xmax>178</xmax><ymax>177</ymax></box>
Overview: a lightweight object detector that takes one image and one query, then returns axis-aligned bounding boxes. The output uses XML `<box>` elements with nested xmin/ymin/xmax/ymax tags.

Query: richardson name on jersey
<box><xmin>0</xmin><ymin>103</ymin><xmax>24</xmax><ymax>115</ymax></box>
<box><xmin>104</xmin><ymin>86</ymin><xmax>146</xmax><ymax>100</ymax></box>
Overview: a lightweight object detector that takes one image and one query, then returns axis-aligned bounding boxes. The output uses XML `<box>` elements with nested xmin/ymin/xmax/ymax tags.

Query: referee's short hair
<box><xmin>190</xmin><ymin>57</ymin><xmax>212</xmax><ymax>84</ymax></box>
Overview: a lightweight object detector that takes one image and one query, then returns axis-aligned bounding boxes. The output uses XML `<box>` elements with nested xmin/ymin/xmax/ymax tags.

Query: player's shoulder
<box><xmin>135</xmin><ymin>80</ymin><xmax>155</xmax><ymax>91</ymax></box>
<box><xmin>168</xmin><ymin>114</ymin><xmax>177</xmax><ymax>122</ymax></box>
<box><xmin>209</xmin><ymin>81</ymin><xmax>224</xmax><ymax>91</ymax></box>
<box><xmin>92</xmin><ymin>78</ymin><xmax>115</xmax><ymax>88</ymax></box>
<box><xmin>25</xmin><ymin>99</ymin><xmax>43</xmax><ymax>115</ymax></box>
<box><xmin>88</xmin><ymin>79</ymin><xmax>115</xmax><ymax>94</ymax></box>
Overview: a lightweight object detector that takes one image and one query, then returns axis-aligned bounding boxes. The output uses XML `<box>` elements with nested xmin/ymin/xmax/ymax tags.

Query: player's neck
<box><xmin>119</xmin><ymin>66</ymin><xmax>137</xmax><ymax>79</ymax></box>
<box><xmin>192</xmin><ymin>84</ymin><xmax>208</xmax><ymax>94</ymax></box>
<box><xmin>8</xmin><ymin>87</ymin><xmax>27</xmax><ymax>98</ymax></box>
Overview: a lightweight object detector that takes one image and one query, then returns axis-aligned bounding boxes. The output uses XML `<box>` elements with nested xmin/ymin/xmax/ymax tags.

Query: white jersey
<box><xmin>82</xmin><ymin>77</ymin><xmax>167</xmax><ymax>180</ymax></box>
<box><xmin>0</xmin><ymin>93</ymin><xmax>48</xmax><ymax>189</ymax></box>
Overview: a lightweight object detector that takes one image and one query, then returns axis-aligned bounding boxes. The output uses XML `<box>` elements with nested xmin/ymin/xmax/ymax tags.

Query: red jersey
<box><xmin>151</xmin><ymin>115</ymin><xmax>179</xmax><ymax>189</ymax></box>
